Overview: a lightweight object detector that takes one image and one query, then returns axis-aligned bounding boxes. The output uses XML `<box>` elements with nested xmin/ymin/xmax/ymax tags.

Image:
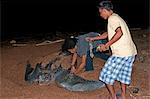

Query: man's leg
<box><xmin>106</xmin><ymin>84</ymin><xmax>117</xmax><ymax>99</ymax></box>
<box><xmin>120</xmin><ymin>83</ymin><xmax>127</xmax><ymax>99</ymax></box>
<box><xmin>85</xmin><ymin>51</ymin><xmax>94</xmax><ymax>71</ymax></box>
<box><xmin>118</xmin><ymin>56</ymin><xmax>135</xmax><ymax>99</ymax></box>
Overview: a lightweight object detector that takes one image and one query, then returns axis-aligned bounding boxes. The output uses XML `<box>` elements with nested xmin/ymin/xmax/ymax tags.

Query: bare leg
<box><xmin>120</xmin><ymin>83</ymin><xmax>127</xmax><ymax>99</ymax></box>
<box><xmin>106</xmin><ymin>84</ymin><xmax>117</xmax><ymax>99</ymax></box>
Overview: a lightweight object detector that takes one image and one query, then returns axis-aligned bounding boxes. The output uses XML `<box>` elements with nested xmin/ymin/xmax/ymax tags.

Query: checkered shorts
<box><xmin>99</xmin><ymin>55</ymin><xmax>135</xmax><ymax>85</ymax></box>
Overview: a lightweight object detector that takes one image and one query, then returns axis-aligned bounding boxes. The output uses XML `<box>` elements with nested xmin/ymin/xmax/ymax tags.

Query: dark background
<box><xmin>1</xmin><ymin>0</ymin><xmax>149</xmax><ymax>40</ymax></box>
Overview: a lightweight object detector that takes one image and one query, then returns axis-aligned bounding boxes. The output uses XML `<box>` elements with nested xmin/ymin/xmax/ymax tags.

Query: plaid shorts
<box><xmin>99</xmin><ymin>55</ymin><xmax>135</xmax><ymax>85</ymax></box>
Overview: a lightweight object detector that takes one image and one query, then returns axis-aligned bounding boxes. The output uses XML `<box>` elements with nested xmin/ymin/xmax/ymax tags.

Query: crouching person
<box><xmin>62</xmin><ymin>32</ymin><xmax>110</xmax><ymax>74</ymax></box>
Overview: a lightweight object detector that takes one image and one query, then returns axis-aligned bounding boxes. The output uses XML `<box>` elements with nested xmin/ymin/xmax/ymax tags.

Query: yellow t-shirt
<box><xmin>107</xmin><ymin>13</ymin><xmax>137</xmax><ymax>56</ymax></box>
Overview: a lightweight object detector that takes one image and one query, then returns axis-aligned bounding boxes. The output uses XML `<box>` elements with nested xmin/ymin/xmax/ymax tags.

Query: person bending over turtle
<box><xmin>62</xmin><ymin>32</ymin><xmax>110</xmax><ymax>74</ymax></box>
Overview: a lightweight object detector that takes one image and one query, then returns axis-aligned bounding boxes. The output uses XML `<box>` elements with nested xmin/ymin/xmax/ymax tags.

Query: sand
<box><xmin>1</xmin><ymin>29</ymin><xmax>150</xmax><ymax>99</ymax></box>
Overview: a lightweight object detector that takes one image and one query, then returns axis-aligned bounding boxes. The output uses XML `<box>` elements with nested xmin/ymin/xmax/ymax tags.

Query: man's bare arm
<box><xmin>71</xmin><ymin>53</ymin><xmax>77</xmax><ymax>66</ymax></box>
<box><xmin>105</xmin><ymin>27</ymin><xmax>123</xmax><ymax>47</ymax></box>
<box><xmin>95</xmin><ymin>32</ymin><xmax>108</xmax><ymax>40</ymax></box>
<box><xmin>87</xmin><ymin>32</ymin><xmax>108</xmax><ymax>41</ymax></box>
<box><xmin>74</xmin><ymin>55</ymin><xmax>86</xmax><ymax>74</ymax></box>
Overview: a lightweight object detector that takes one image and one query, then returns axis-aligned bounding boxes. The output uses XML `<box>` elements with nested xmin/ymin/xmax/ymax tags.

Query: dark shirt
<box><xmin>76</xmin><ymin>32</ymin><xmax>104</xmax><ymax>57</ymax></box>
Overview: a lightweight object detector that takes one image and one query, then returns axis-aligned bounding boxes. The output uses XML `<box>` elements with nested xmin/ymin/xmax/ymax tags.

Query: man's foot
<box><xmin>107</xmin><ymin>91</ymin><xmax>121</xmax><ymax>99</ymax></box>
<box><xmin>116</xmin><ymin>91</ymin><xmax>121</xmax><ymax>99</ymax></box>
<box><xmin>120</xmin><ymin>93</ymin><xmax>126</xmax><ymax>99</ymax></box>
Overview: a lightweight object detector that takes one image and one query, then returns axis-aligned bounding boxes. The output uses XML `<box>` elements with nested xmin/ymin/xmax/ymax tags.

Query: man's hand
<box><xmin>70</xmin><ymin>66</ymin><xmax>81</xmax><ymax>75</ymax></box>
<box><xmin>70</xmin><ymin>66</ymin><xmax>76</xmax><ymax>73</ymax></box>
<box><xmin>97</xmin><ymin>44</ymin><xmax>109</xmax><ymax>52</ymax></box>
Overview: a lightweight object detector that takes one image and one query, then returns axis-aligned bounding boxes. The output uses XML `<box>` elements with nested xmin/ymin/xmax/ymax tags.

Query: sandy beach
<box><xmin>1</xmin><ymin>28</ymin><xmax>150</xmax><ymax>99</ymax></box>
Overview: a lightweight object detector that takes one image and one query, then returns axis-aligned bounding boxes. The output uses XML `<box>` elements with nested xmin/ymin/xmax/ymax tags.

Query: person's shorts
<box><xmin>99</xmin><ymin>55</ymin><xmax>135</xmax><ymax>85</ymax></box>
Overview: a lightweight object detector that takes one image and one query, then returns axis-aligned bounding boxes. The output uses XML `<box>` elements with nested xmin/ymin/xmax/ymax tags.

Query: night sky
<box><xmin>1</xmin><ymin>0</ymin><xmax>149</xmax><ymax>40</ymax></box>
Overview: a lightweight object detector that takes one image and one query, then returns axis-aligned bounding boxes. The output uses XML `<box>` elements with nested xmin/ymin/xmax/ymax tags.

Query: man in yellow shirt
<box><xmin>87</xmin><ymin>0</ymin><xmax>137</xmax><ymax>99</ymax></box>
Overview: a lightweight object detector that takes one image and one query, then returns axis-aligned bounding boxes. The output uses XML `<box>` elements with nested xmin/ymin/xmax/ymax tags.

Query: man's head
<box><xmin>97</xmin><ymin>0</ymin><xmax>113</xmax><ymax>19</ymax></box>
<box><xmin>62</xmin><ymin>38</ymin><xmax>77</xmax><ymax>54</ymax></box>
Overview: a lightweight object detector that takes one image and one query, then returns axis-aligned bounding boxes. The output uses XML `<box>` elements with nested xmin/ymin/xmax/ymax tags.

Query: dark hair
<box><xmin>97</xmin><ymin>0</ymin><xmax>113</xmax><ymax>10</ymax></box>
<box><xmin>62</xmin><ymin>38</ymin><xmax>77</xmax><ymax>52</ymax></box>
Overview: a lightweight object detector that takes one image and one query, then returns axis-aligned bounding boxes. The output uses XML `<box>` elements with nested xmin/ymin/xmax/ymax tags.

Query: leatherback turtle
<box><xmin>24</xmin><ymin>55</ymin><xmax>105</xmax><ymax>91</ymax></box>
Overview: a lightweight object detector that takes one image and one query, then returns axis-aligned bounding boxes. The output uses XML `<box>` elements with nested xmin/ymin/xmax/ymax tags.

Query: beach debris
<box><xmin>132</xmin><ymin>87</ymin><xmax>139</xmax><ymax>93</ymax></box>
<box><xmin>10</xmin><ymin>40</ymin><xmax>27</xmax><ymax>47</ymax></box>
<box><xmin>12</xmin><ymin>43</ymin><xmax>27</xmax><ymax>47</ymax></box>
<box><xmin>127</xmin><ymin>86</ymin><xmax>149</xmax><ymax>99</ymax></box>
<box><xmin>142</xmin><ymin>34</ymin><xmax>147</xmax><ymax>38</ymax></box>
<box><xmin>10</xmin><ymin>40</ymin><xmax>16</xmax><ymax>44</ymax></box>
<box><xmin>136</xmin><ymin>56</ymin><xmax>144</xmax><ymax>63</ymax></box>
<box><xmin>35</xmin><ymin>39</ymin><xmax>64</xmax><ymax>46</ymax></box>
<box><xmin>35</xmin><ymin>40</ymin><xmax>52</xmax><ymax>46</ymax></box>
<box><xmin>127</xmin><ymin>87</ymin><xmax>137</xmax><ymax>99</ymax></box>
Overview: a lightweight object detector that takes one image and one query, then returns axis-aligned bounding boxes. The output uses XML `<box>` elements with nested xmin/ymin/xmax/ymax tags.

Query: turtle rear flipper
<box><xmin>26</xmin><ymin>63</ymin><xmax>42</xmax><ymax>82</ymax></box>
<box><xmin>25</xmin><ymin>63</ymin><xmax>33</xmax><ymax>81</ymax></box>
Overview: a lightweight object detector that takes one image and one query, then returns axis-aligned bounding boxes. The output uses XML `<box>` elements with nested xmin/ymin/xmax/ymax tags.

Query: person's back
<box><xmin>77</xmin><ymin>32</ymin><xmax>107</xmax><ymax>57</ymax></box>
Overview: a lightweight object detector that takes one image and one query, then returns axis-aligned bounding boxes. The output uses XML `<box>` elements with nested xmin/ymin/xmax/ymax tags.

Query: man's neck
<box><xmin>108</xmin><ymin>11</ymin><xmax>113</xmax><ymax>18</ymax></box>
